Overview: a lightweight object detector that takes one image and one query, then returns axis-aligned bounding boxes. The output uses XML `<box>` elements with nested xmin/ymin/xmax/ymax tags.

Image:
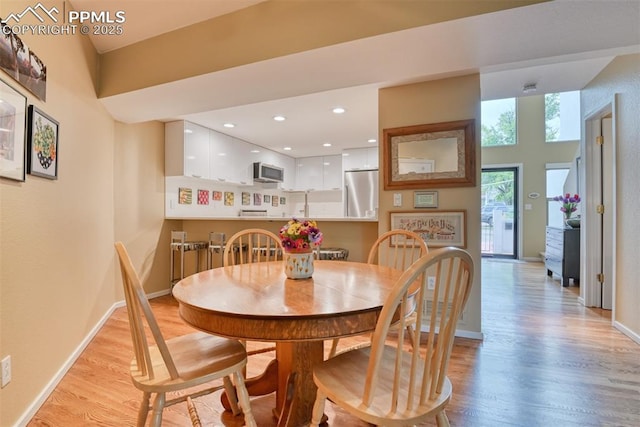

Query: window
<box><xmin>546</xmin><ymin>164</ymin><xmax>570</xmax><ymax>228</ymax></box>
<box><xmin>481</xmin><ymin>98</ymin><xmax>516</xmax><ymax>147</ymax></box>
<box><xmin>545</xmin><ymin>91</ymin><xmax>581</xmax><ymax>142</ymax></box>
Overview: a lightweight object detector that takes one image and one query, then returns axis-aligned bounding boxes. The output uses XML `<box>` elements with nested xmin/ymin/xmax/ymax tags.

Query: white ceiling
<box><xmin>76</xmin><ymin>0</ymin><xmax>640</xmax><ymax>158</ymax></box>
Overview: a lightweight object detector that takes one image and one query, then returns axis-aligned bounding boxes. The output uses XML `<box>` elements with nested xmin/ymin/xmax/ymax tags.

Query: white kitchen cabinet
<box><xmin>165</xmin><ymin>121</ymin><xmax>210</xmax><ymax>178</ymax></box>
<box><xmin>342</xmin><ymin>147</ymin><xmax>378</xmax><ymax>171</ymax></box>
<box><xmin>296</xmin><ymin>155</ymin><xmax>342</xmax><ymax>191</ymax></box>
<box><xmin>210</xmin><ymin>131</ymin><xmax>254</xmax><ymax>185</ymax></box>
<box><xmin>295</xmin><ymin>156</ymin><xmax>323</xmax><ymax>191</ymax></box>
<box><xmin>322</xmin><ymin>155</ymin><xmax>343</xmax><ymax>190</ymax></box>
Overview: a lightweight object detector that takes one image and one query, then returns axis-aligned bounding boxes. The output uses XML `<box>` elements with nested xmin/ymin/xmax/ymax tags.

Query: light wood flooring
<box><xmin>29</xmin><ymin>260</ymin><xmax>640</xmax><ymax>426</ymax></box>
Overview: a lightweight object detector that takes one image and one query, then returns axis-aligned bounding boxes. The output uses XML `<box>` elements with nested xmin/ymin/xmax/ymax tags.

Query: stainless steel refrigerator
<box><xmin>344</xmin><ymin>169</ymin><xmax>379</xmax><ymax>218</ymax></box>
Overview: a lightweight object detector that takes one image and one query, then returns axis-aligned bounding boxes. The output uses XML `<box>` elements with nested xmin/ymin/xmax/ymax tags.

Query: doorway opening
<box><xmin>481</xmin><ymin>167</ymin><xmax>518</xmax><ymax>258</ymax></box>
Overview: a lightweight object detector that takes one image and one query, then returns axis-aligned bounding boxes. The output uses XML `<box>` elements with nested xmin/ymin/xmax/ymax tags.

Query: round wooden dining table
<box><xmin>172</xmin><ymin>260</ymin><xmax>401</xmax><ymax>426</ymax></box>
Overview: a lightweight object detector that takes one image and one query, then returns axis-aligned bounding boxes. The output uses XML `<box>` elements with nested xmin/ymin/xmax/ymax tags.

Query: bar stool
<box><xmin>206</xmin><ymin>232</ymin><xmax>226</xmax><ymax>269</ymax></box>
<box><xmin>170</xmin><ymin>231</ymin><xmax>207</xmax><ymax>284</ymax></box>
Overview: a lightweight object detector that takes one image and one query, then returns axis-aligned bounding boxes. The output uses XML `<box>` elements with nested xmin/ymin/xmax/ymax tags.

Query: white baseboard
<box><xmin>614</xmin><ymin>320</ymin><xmax>640</xmax><ymax>345</ymax></box>
<box><xmin>15</xmin><ymin>288</ymin><xmax>172</xmax><ymax>427</ymax></box>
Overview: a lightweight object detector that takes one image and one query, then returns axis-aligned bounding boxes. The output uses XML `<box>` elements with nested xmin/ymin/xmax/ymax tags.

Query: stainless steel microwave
<box><xmin>253</xmin><ymin>162</ymin><xmax>284</xmax><ymax>183</ymax></box>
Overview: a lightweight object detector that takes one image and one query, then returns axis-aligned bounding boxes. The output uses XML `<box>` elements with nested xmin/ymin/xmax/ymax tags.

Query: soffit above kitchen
<box><xmin>73</xmin><ymin>0</ymin><xmax>639</xmax><ymax>158</ymax></box>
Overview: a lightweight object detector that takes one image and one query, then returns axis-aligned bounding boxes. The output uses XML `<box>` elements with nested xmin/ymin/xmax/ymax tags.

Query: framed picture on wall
<box><xmin>389</xmin><ymin>210</ymin><xmax>466</xmax><ymax>248</ymax></box>
<box><xmin>0</xmin><ymin>78</ymin><xmax>27</xmax><ymax>181</ymax></box>
<box><xmin>27</xmin><ymin>105</ymin><xmax>59</xmax><ymax>179</ymax></box>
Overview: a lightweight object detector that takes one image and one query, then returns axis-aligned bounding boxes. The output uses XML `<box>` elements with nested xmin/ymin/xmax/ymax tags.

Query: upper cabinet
<box><xmin>295</xmin><ymin>155</ymin><xmax>342</xmax><ymax>191</ymax></box>
<box><xmin>166</xmin><ymin>120</ymin><xmax>295</xmax><ymax>187</ymax></box>
<box><xmin>165</xmin><ymin>121</ymin><xmax>210</xmax><ymax>179</ymax></box>
<box><xmin>342</xmin><ymin>147</ymin><xmax>378</xmax><ymax>171</ymax></box>
<box><xmin>209</xmin><ymin>131</ymin><xmax>253</xmax><ymax>185</ymax></box>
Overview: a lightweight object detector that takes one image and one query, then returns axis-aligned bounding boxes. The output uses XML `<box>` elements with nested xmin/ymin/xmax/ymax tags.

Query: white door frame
<box><xmin>582</xmin><ymin>95</ymin><xmax>617</xmax><ymax>316</ymax></box>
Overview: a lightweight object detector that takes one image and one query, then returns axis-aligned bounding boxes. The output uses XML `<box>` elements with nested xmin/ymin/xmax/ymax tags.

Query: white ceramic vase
<box><xmin>283</xmin><ymin>251</ymin><xmax>314</xmax><ymax>279</ymax></box>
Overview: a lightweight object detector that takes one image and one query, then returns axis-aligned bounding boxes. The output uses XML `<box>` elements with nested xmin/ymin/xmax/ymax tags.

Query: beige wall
<box><xmin>581</xmin><ymin>54</ymin><xmax>640</xmax><ymax>338</ymax></box>
<box><xmin>114</xmin><ymin>121</ymin><xmax>172</xmax><ymax>296</ymax></box>
<box><xmin>0</xmin><ymin>8</ymin><xmax>167</xmax><ymax>426</ymax></box>
<box><xmin>379</xmin><ymin>75</ymin><xmax>482</xmax><ymax>335</ymax></box>
<box><xmin>482</xmin><ymin>96</ymin><xmax>579</xmax><ymax>259</ymax></box>
<box><xmin>0</xmin><ymin>13</ymin><xmax>116</xmax><ymax>425</ymax></box>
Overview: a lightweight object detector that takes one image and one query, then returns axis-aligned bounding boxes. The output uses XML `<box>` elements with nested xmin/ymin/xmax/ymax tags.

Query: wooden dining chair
<box><xmin>329</xmin><ymin>229</ymin><xmax>428</xmax><ymax>357</ymax></box>
<box><xmin>223</xmin><ymin>229</ymin><xmax>283</xmax><ymax>359</ymax></box>
<box><xmin>114</xmin><ymin>242</ymin><xmax>257</xmax><ymax>427</ymax></box>
<box><xmin>311</xmin><ymin>247</ymin><xmax>474</xmax><ymax>427</ymax></box>
<box><xmin>223</xmin><ymin>228</ymin><xmax>283</xmax><ymax>266</ymax></box>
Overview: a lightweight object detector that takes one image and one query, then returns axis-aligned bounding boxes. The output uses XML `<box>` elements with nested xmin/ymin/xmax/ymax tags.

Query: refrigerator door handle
<box><xmin>344</xmin><ymin>184</ymin><xmax>349</xmax><ymax>216</ymax></box>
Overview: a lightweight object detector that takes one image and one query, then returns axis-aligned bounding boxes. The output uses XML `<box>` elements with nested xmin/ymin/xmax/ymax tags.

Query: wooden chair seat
<box><xmin>314</xmin><ymin>346</ymin><xmax>452</xmax><ymax>423</ymax></box>
<box><xmin>131</xmin><ymin>331</ymin><xmax>246</xmax><ymax>393</ymax></box>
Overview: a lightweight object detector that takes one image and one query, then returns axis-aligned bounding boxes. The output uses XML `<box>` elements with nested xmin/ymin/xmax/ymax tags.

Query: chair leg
<box><xmin>233</xmin><ymin>371</ymin><xmax>257</xmax><ymax>427</ymax></box>
<box><xmin>223</xmin><ymin>375</ymin><xmax>241</xmax><ymax>415</ymax></box>
<box><xmin>170</xmin><ymin>249</ymin><xmax>175</xmax><ymax>284</ymax></box>
<box><xmin>436</xmin><ymin>410</ymin><xmax>451</xmax><ymax>427</ymax></box>
<box><xmin>137</xmin><ymin>391</ymin><xmax>151</xmax><ymax>427</ymax></box>
<box><xmin>180</xmin><ymin>247</ymin><xmax>185</xmax><ymax>281</ymax></box>
<box><xmin>310</xmin><ymin>390</ymin><xmax>327</xmax><ymax>427</ymax></box>
<box><xmin>150</xmin><ymin>392</ymin><xmax>166</xmax><ymax>427</ymax></box>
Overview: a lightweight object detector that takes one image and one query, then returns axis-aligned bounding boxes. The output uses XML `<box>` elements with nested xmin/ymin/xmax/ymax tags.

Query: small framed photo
<box><xmin>242</xmin><ymin>191</ymin><xmax>250</xmax><ymax>205</ymax></box>
<box><xmin>414</xmin><ymin>191</ymin><xmax>438</xmax><ymax>208</ymax></box>
<box><xmin>389</xmin><ymin>210</ymin><xmax>466</xmax><ymax>248</ymax></box>
<box><xmin>253</xmin><ymin>193</ymin><xmax>262</xmax><ymax>206</ymax></box>
<box><xmin>0</xmin><ymin>78</ymin><xmax>27</xmax><ymax>181</ymax></box>
<box><xmin>27</xmin><ymin>105</ymin><xmax>59</xmax><ymax>179</ymax></box>
<box><xmin>264</xmin><ymin>195</ymin><xmax>271</xmax><ymax>203</ymax></box>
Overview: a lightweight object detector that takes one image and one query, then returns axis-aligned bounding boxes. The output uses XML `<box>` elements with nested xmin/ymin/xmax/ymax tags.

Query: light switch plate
<box><xmin>393</xmin><ymin>193</ymin><xmax>402</xmax><ymax>207</ymax></box>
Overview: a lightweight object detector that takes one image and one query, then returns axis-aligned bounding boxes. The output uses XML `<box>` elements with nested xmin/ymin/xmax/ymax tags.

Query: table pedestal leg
<box><xmin>221</xmin><ymin>359</ymin><xmax>278</xmax><ymax>410</ymax></box>
<box><xmin>275</xmin><ymin>341</ymin><xmax>324</xmax><ymax>426</ymax></box>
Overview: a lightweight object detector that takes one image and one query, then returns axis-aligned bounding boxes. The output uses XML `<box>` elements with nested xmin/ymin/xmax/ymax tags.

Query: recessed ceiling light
<box><xmin>184</xmin><ymin>129</ymin><xmax>193</xmax><ymax>134</ymax></box>
<box><xmin>323</xmin><ymin>143</ymin><xmax>332</xmax><ymax>147</ymax></box>
<box><xmin>218</xmin><ymin>153</ymin><xmax>226</xmax><ymax>156</ymax></box>
<box><xmin>368</xmin><ymin>139</ymin><xmax>377</xmax><ymax>143</ymax></box>
<box><xmin>283</xmin><ymin>147</ymin><xmax>292</xmax><ymax>151</ymax></box>
<box><xmin>223</xmin><ymin>123</ymin><xmax>235</xmax><ymax>128</ymax></box>
<box><xmin>342</xmin><ymin>153</ymin><xmax>350</xmax><ymax>157</ymax></box>
<box><xmin>250</xmin><ymin>149</ymin><xmax>260</xmax><ymax>153</ymax></box>
<box><xmin>273</xmin><ymin>115</ymin><xmax>286</xmax><ymax>121</ymax></box>
<box><xmin>332</xmin><ymin>107</ymin><xmax>346</xmax><ymax>114</ymax></box>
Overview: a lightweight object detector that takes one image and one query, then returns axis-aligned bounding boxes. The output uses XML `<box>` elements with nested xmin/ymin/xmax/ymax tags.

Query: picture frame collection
<box><xmin>1</xmin><ymin>22</ymin><xmax>52</xmax><ymax>182</ymax></box>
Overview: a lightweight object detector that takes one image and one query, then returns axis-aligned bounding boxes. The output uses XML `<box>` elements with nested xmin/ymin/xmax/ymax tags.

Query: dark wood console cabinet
<box><xmin>545</xmin><ymin>226</ymin><xmax>580</xmax><ymax>287</ymax></box>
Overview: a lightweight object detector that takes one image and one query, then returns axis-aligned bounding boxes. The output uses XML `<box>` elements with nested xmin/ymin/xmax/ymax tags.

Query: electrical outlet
<box><xmin>393</xmin><ymin>193</ymin><xmax>402</xmax><ymax>207</ymax></box>
<box><xmin>1</xmin><ymin>355</ymin><xmax>11</xmax><ymax>388</ymax></box>
<box><xmin>427</xmin><ymin>276</ymin><xmax>436</xmax><ymax>290</ymax></box>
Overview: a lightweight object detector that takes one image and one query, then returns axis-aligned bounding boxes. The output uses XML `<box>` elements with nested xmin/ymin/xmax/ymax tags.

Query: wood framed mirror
<box><xmin>383</xmin><ymin>119</ymin><xmax>476</xmax><ymax>190</ymax></box>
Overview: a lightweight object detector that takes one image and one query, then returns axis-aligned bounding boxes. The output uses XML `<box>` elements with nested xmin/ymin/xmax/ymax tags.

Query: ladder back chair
<box><xmin>223</xmin><ymin>229</ymin><xmax>283</xmax><ymax>358</ymax></box>
<box><xmin>311</xmin><ymin>247</ymin><xmax>474</xmax><ymax>427</ymax></box>
<box><xmin>329</xmin><ymin>229</ymin><xmax>428</xmax><ymax>357</ymax></box>
<box><xmin>223</xmin><ymin>228</ymin><xmax>283</xmax><ymax>266</ymax></box>
<box><xmin>114</xmin><ymin>242</ymin><xmax>256</xmax><ymax>427</ymax></box>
